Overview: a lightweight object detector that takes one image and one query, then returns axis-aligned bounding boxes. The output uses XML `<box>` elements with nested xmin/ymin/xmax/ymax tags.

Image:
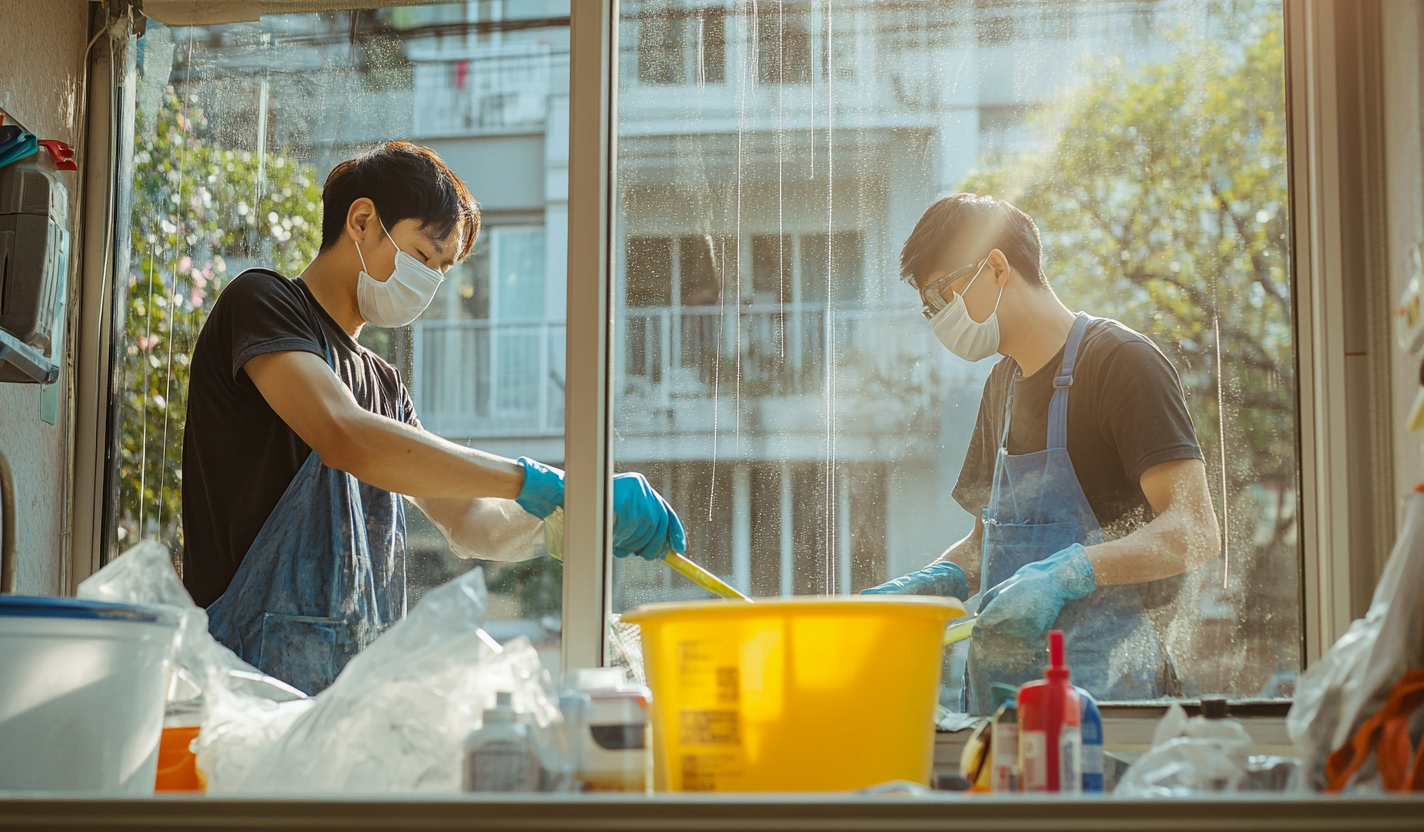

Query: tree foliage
<box><xmin>118</xmin><ymin>86</ymin><xmax>323</xmax><ymax>552</ymax></box>
<box><xmin>960</xmin><ymin>13</ymin><xmax>1297</xmax><ymax>691</ymax></box>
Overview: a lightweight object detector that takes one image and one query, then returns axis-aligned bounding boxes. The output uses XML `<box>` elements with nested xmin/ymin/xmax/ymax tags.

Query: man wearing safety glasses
<box><xmin>863</xmin><ymin>194</ymin><xmax>1220</xmax><ymax>715</ymax></box>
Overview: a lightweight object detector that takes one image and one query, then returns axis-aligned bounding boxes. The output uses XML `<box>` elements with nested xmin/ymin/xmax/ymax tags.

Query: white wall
<box><xmin>0</xmin><ymin>0</ymin><xmax>89</xmax><ymax>595</ymax></box>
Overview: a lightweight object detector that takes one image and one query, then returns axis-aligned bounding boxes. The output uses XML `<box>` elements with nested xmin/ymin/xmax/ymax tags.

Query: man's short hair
<box><xmin>320</xmin><ymin>141</ymin><xmax>480</xmax><ymax>260</ymax></box>
<box><xmin>899</xmin><ymin>193</ymin><xmax>1046</xmax><ymax>290</ymax></box>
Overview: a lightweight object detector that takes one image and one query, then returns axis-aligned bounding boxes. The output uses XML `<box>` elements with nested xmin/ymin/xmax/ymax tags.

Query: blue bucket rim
<box><xmin>0</xmin><ymin>594</ymin><xmax>181</xmax><ymax>626</ymax></box>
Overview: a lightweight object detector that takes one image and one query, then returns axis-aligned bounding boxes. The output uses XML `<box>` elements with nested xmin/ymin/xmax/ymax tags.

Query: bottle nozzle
<box><xmin>1049</xmin><ymin>630</ymin><xmax>1065</xmax><ymax>668</ymax></box>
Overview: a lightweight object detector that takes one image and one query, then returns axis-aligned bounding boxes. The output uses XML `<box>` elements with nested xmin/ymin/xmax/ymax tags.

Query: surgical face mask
<box><xmin>928</xmin><ymin>258</ymin><xmax>1003</xmax><ymax>362</ymax></box>
<box><xmin>355</xmin><ymin>220</ymin><xmax>444</xmax><ymax>328</ymax></box>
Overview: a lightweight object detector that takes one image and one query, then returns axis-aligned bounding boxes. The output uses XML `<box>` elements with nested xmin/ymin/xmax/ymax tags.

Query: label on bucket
<box><xmin>681</xmin><ymin>752</ymin><xmax>740</xmax><ymax>791</ymax></box>
<box><xmin>671</xmin><ymin>638</ymin><xmax>746</xmax><ymax>791</ymax></box>
<box><xmin>679</xmin><ymin>709</ymin><xmax>740</xmax><ymax>745</ymax></box>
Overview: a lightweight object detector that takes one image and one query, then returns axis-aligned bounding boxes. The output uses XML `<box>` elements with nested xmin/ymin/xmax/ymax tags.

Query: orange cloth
<box><xmin>154</xmin><ymin>726</ymin><xmax>204</xmax><ymax>792</ymax></box>
<box><xmin>1325</xmin><ymin>668</ymin><xmax>1424</xmax><ymax>792</ymax></box>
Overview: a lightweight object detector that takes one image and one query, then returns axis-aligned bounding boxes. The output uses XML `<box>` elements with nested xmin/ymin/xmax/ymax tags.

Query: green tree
<box><xmin>960</xmin><ymin>14</ymin><xmax>1296</xmax><ymax>694</ymax></box>
<box><xmin>119</xmin><ymin>86</ymin><xmax>322</xmax><ymax>554</ymax></box>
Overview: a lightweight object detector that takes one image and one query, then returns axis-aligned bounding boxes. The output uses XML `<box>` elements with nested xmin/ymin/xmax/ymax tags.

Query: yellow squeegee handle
<box><xmin>664</xmin><ymin>551</ymin><xmax>752</xmax><ymax>602</ymax></box>
<box><xmin>943</xmin><ymin>616</ymin><xmax>976</xmax><ymax>646</ymax></box>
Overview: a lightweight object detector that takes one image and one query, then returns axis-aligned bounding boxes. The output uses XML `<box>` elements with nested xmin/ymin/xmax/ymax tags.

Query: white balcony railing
<box><xmin>411</xmin><ymin>306</ymin><xmax>961</xmax><ymax>439</ymax></box>
<box><xmin>411</xmin><ymin>319</ymin><xmax>565</xmax><ymax>438</ymax></box>
<box><xmin>618</xmin><ymin>303</ymin><xmax>952</xmax><ymax>406</ymax></box>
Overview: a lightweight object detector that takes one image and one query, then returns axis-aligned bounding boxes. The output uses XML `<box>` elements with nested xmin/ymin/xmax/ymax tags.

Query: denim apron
<box><xmin>207</xmin><ymin>326</ymin><xmax>407</xmax><ymax>695</ymax></box>
<box><xmin>964</xmin><ymin>313</ymin><xmax>1167</xmax><ymax>714</ymax></box>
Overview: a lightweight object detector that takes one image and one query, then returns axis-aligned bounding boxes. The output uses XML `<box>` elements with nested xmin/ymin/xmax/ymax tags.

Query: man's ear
<box><xmin>987</xmin><ymin>248</ymin><xmax>1013</xmax><ymax>286</ymax></box>
<box><xmin>345</xmin><ymin>198</ymin><xmax>379</xmax><ymax>247</ymax></box>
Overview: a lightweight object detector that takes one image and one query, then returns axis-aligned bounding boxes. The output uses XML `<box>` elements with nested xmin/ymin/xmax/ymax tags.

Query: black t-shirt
<box><xmin>180</xmin><ymin>270</ymin><xmax>419</xmax><ymax>608</ymax></box>
<box><xmin>952</xmin><ymin>318</ymin><xmax>1203</xmax><ymax>542</ymax></box>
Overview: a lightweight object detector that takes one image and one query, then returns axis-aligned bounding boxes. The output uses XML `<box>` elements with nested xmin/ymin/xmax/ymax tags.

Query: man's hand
<box><xmin>511</xmin><ymin>458</ymin><xmax>686</xmax><ymax>561</ymax></box>
<box><xmin>974</xmin><ymin>543</ymin><xmax>1096</xmax><ymax>642</ymax></box>
<box><xmin>860</xmin><ymin>561</ymin><xmax>969</xmax><ymax>599</ymax></box>
<box><xmin>611</xmin><ymin>472</ymin><xmax>686</xmax><ymax>560</ymax></box>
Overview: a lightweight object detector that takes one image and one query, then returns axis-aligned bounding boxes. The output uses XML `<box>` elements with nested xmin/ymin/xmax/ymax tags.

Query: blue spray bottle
<box><xmin>1075</xmin><ymin>686</ymin><xmax>1103</xmax><ymax>792</ymax></box>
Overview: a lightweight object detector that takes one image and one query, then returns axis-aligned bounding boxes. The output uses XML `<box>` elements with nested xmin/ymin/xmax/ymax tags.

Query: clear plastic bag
<box><xmin>77</xmin><ymin>539</ymin><xmax>313</xmax><ymax>789</ymax></box>
<box><xmin>1286</xmin><ymin>490</ymin><xmax>1424</xmax><ymax>791</ymax></box>
<box><xmin>209</xmin><ymin>566</ymin><xmax>566</xmax><ymax>794</ymax></box>
<box><xmin>1113</xmin><ymin>703</ymin><xmax>1255</xmax><ymax>797</ymax></box>
<box><xmin>76</xmin><ymin>539</ymin><xmax>302</xmax><ymax>705</ymax></box>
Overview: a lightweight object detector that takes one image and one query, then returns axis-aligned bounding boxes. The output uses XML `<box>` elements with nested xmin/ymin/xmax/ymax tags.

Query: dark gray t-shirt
<box><xmin>181</xmin><ymin>269</ymin><xmax>419</xmax><ymax>607</ymax></box>
<box><xmin>952</xmin><ymin>318</ymin><xmax>1203</xmax><ymax>542</ymax></box>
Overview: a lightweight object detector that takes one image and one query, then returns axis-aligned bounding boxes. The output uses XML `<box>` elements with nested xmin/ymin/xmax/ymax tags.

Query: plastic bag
<box><xmin>1287</xmin><ymin>489</ymin><xmax>1424</xmax><ymax>791</ymax></box>
<box><xmin>207</xmin><ymin>566</ymin><xmax>565</xmax><ymax>794</ymax></box>
<box><xmin>76</xmin><ymin>539</ymin><xmax>303</xmax><ymax>705</ymax></box>
<box><xmin>412</xmin><ymin>496</ymin><xmax>547</xmax><ymax>562</ymax></box>
<box><xmin>1114</xmin><ymin>703</ymin><xmax>1253</xmax><ymax>797</ymax></box>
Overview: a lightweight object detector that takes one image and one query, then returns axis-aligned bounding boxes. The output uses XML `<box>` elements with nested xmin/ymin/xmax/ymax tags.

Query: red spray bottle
<box><xmin>1016</xmin><ymin>630</ymin><xmax>1082</xmax><ymax>793</ymax></box>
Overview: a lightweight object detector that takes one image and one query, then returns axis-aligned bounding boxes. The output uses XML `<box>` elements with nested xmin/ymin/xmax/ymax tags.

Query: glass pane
<box><xmin>112</xmin><ymin>2</ymin><xmax>570</xmax><ymax>673</ymax></box>
<box><xmin>613</xmin><ymin>0</ymin><xmax>1297</xmax><ymax>704</ymax></box>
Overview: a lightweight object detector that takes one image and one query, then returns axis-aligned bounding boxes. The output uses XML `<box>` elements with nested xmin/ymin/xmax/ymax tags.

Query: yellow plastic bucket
<box><xmin>621</xmin><ymin>595</ymin><xmax>965</xmax><ymax>792</ymax></box>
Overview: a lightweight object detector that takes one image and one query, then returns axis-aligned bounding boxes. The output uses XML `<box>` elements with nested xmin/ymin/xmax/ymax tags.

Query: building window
<box><xmin>637</xmin><ymin>3</ymin><xmax>686</xmax><ymax>85</ymax></box>
<box><xmin>636</xmin><ymin>3</ymin><xmax>726</xmax><ymax>86</ymax></box>
<box><xmin>757</xmin><ymin>2</ymin><xmax>812</xmax><ymax>85</ymax></box>
<box><xmin>975</xmin><ymin>0</ymin><xmax>1015</xmax><ymax>46</ymax></box>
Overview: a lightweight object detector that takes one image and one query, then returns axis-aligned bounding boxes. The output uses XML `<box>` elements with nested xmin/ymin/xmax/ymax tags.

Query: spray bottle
<box><xmin>1016</xmin><ymin>630</ymin><xmax>1082</xmax><ymax>793</ymax></box>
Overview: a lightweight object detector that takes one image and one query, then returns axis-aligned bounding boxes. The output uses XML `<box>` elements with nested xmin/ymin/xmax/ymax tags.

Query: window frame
<box><xmin>65</xmin><ymin>0</ymin><xmax>1396</xmax><ymax>693</ymax></box>
<box><xmin>562</xmin><ymin>0</ymin><xmax>1393</xmax><ymax>686</ymax></box>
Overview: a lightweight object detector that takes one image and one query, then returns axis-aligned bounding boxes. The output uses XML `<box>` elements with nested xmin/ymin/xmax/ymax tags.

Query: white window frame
<box><xmin>66</xmin><ymin>0</ymin><xmax>1398</xmax><ymax>686</ymax></box>
<box><xmin>560</xmin><ymin>0</ymin><xmax>1397</xmax><ymax>681</ymax></box>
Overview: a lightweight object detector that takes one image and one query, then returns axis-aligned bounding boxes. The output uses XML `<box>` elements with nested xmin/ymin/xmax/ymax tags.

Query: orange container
<box><xmin>154</xmin><ymin>726</ymin><xmax>204</xmax><ymax>792</ymax></box>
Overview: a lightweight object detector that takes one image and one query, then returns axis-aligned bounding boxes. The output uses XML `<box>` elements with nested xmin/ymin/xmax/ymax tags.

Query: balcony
<box><xmin>411</xmin><ymin>319</ymin><xmax>565</xmax><ymax>438</ymax></box>
<box><xmin>411</xmin><ymin>305</ymin><xmax>977</xmax><ymax>446</ymax></box>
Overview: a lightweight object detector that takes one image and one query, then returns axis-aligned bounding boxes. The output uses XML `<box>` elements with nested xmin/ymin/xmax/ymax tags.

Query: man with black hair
<box><xmin>182</xmin><ymin>142</ymin><xmax>683</xmax><ymax>693</ymax></box>
<box><xmin>863</xmin><ymin>193</ymin><xmax>1220</xmax><ymax>713</ymax></box>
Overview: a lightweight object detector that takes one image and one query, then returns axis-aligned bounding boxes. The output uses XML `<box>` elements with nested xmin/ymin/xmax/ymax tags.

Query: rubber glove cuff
<box><xmin>860</xmin><ymin>561</ymin><xmax>969</xmax><ymax>600</ymax></box>
<box><xmin>515</xmin><ymin>457</ymin><xmax>565</xmax><ymax>520</ymax></box>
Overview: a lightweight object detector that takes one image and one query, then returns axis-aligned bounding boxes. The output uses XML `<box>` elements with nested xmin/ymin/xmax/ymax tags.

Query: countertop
<box><xmin>2</xmin><ymin>793</ymin><xmax>1423</xmax><ymax>832</ymax></box>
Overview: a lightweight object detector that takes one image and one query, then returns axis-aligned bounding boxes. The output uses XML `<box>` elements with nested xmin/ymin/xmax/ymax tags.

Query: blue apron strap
<box><xmin>1046</xmin><ymin>313</ymin><xmax>1091</xmax><ymax>449</ymax></box>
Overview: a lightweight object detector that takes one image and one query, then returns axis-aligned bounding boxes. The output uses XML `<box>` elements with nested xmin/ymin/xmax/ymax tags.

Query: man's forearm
<box><xmin>939</xmin><ymin>527</ymin><xmax>983</xmax><ymax>593</ymax></box>
<box><xmin>414</xmin><ymin>496</ymin><xmax>543</xmax><ymax>561</ymax></box>
<box><xmin>325</xmin><ymin>410</ymin><xmax>524</xmax><ymax>499</ymax></box>
<box><xmin>1085</xmin><ymin>503</ymin><xmax>1219</xmax><ymax>586</ymax></box>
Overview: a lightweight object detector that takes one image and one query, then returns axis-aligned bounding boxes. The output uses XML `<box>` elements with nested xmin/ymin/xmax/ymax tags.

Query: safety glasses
<box><xmin>918</xmin><ymin>259</ymin><xmax>986</xmax><ymax>320</ymax></box>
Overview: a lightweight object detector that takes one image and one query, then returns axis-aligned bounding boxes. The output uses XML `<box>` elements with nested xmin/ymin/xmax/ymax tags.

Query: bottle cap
<box><xmin>484</xmin><ymin>691</ymin><xmax>515</xmax><ymax>723</ymax></box>
<box><xmin>1045</xmin><ymin>630</ymin><xmax>1070</xmax><ymax>679</ymax></box>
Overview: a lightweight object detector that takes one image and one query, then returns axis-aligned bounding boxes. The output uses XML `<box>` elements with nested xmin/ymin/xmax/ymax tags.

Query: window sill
<box><xmin>1</xmin><ymin>792</ymin><xmax>1420</xmax><ymax>831</ymax></box>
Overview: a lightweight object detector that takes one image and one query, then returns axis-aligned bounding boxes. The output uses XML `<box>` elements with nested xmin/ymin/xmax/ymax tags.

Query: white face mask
<box><xmin>355</xmin><ymin>219</ymin><xmax>444</xmax><ymax>328</ymax></box>
<box><xmin>928</xmin><ymin>258</ymin><xmax>1004</xmax><ymax>361</ymax></box>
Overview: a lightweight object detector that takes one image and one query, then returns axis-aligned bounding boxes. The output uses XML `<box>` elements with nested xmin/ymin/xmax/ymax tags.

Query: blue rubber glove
<box><xmin>611</xmin><ymin>472</ymin><xmax>686</xmax><ymax>560</ymax></box>
<box><xmin>975</xmin><ymin>544</ymin><xmax>1096</xmax><ymax>642</ymax></box>
<box><xmin>860</xmin><ymin>561</ymin><xmax>969</xmax><ymax>600</ymax></box>
<box><xmin>514</xmin><ymin>459</ymin><xmax>685</xmax><ymax>561</ymax></box>
<box><xmin>515</xmin><ymin>457</ymin><xmax>565</xmax><ymax>519</ymax></box>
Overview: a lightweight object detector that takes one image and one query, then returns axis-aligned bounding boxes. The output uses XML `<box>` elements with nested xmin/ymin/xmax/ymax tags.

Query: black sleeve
<box><xmin>951</xmin><ymin>372</ymin><xmax>1000</xmax><ymax>516</ymax></box>
<box><xmin>400</xmin><ymin>384</ymin><xmax>422</xmax><ymax>429</ymax></box>
<box><xmin>1098</xmin><ymin>340</ymin><xmax>1204</xmax><ymax>484</ymax></box>
<box><xmin>217</xmin><ymin>271</ymin><xmax>325</xmax><ymax>380</ymax></box>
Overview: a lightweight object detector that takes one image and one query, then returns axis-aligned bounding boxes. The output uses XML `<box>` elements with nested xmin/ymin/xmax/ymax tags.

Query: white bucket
<box><xmin>0</xmin><ymin>596</ymin><xmax>179</xmax><ymax>794</ymax></box>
